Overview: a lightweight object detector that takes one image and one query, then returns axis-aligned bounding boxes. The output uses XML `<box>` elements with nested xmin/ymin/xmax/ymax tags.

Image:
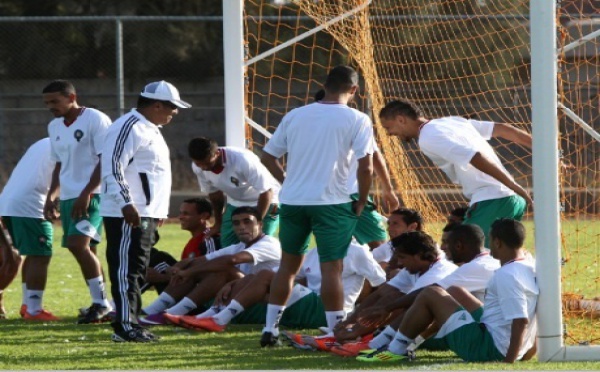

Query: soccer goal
<box><xmin>223</xmin><ymin>0</ymin><xmax>600</xmax><ymax>361</ymax></box>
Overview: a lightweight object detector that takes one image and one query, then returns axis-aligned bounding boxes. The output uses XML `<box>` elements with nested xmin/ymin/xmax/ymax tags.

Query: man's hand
<box><xmin>172</xmin><ymin>268</ymin><xmax>193</xmax><ymax>285</ymax></box>
<box><xmin>72</xmin><ymin>193</ymin><xmax>91</xmax><ymax>220</ymax></box>
<box><xmin>43</xmin><ymin>199</ymin><xmax>60</xmax><ymax>221</ymax></box>
<box><xmin>356</xmin><ymin>306</ymin><xmax>391</xmax><ymax>328</ymax></box>
<box><xmin>352</xmin><ymin>200</ymin><xmax>367</xmax><ymax>217</ymax></box>
<box><xmin>381</xmin><ymin>189</ymin><xmax>400</xmax><ymax>214</ymax></box>
<box><xmin>214</xmin><ymin>282</ymin><xmax>234</xmax><ymax>307</ymax></box>
<box><xmin>122</xmin><ymin>204</ymin><xmax>141</xmax><ymax>227</ymax></box>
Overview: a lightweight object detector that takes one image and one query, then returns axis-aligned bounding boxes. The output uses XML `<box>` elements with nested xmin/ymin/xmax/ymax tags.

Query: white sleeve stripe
<box><xmin>111</xmin><ymin>116</ymin><xmax>138</xmax><ymax>203</ymax></box>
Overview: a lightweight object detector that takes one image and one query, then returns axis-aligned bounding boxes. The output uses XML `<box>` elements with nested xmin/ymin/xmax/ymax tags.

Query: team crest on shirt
<box><xmin>74</xmin><ymin>130</ymin><xmax>84</xmax><ymax>142</ymax></box>
<box><xmin>230</xmin><ymin>177</ymin><xmax>240</xmax><ymax>187</ymax></box>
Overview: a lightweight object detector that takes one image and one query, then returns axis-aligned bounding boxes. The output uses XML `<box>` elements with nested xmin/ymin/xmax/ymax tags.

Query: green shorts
<box><xmin>220</xmin><ymin>203</ymin><xmax>279</xmax><ymax>247</ymax></box>
<box><xmin>280</xmin><ymin>292</ymin><xmax>327</xmax><ymax>329</ymax></box>
<box><xmin>278</xmin><ymin>203</ymin><xmax>358</xmax><ymax>262</ymax></box>
<box><xmin>350</xmin><ymin>194</ymin><xmax>387</xmax><ymax>245</ymax></box>
<box><xmin>436</xmin><ymin>307</ymin><xmax>504</xmax><ymax>362</ymax></box>
<box><xmin>2</xmin><ymin>216</ymin><xmax>53</xmax><ymax>256</ymax></box>
<box><xmin>421</xmin><ymin>306</ymin><xmax>485</xmax><ymax>351</ymax></box>
<box><xmin>463</xmin><ymin>195</ymin><xmax>526</xmax><ymax>247</ymax></box>
<box><xmin>59</xmin><ymin>194</ymin><xmax>103</xmax><ymax>248</ymax></box>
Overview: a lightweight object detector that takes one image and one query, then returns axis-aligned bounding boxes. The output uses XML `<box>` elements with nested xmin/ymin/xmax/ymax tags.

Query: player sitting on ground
<box><xmin>360</xmin><ymin>218</ymin><xmax>538</xmax><ymax>363</ymax></box>
<box><xmin>140</xmin><ymin>206</ymin><xmax>281</xmax><ymax>325</ymax></box>
<box><xmin>350</xmin><ymin>224</ymin><xmax>500</xmax><ymax>360</ymax></box>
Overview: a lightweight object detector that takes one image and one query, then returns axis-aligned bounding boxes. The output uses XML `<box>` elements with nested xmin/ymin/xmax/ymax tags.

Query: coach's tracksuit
<box><xmin>100</xmin><ymin>109</ymin><xmax>171</xmax><ymax>333</ymax></box>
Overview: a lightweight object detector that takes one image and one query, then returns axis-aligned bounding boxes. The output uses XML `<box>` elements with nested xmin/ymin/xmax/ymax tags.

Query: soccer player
<box><xmin>42</xmin><ymin>80</ymin><xmax>112</xmax><ymax>323</ymax></box>
<box><xmin>189</xmin><ymin>137</ymin><xmax>281</xmax><ymax>247</ymax></box>
<box><xmin>101</xmin><ymin>80</ymin><xmax>191</xmax><ymax>342</ymax></box>
<box><xmin>0</xmin><ymin>138</ymin><xmax>57</xmax><ymax>320</ymax></box>
<box><xmin>379</xmin><ymin>99</ymin><xmax>533</xmax><ymax>245</ymax></box>
<box><xmin>140</xmin><ymin>207</ymin><xmax>281</xmax><ymax>324</ymax></box>
<box><xmin>260</xmin><ymin>65</ymin><xmax>374</xmax><ymax>347</ymax></box>
<box><xmin>180</xmin><ymin>241</ymin><xmax>385</xmax><ymax>337</ymax></box>
<box><xmin>0</xmin><ymin>219</ymin><xmax>21</xmax><ymax>319</ymax></box>
<box><xmin>359</xmin><ymin>218</ymin><xmax>538</xmax><ymax>363</ymax></box>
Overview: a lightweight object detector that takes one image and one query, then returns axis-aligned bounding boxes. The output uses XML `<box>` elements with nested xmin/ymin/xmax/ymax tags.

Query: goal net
<box><xmin>243</xmin><ymin>0</ymin><xmax>599</xmax><ymax>346</ymax></box>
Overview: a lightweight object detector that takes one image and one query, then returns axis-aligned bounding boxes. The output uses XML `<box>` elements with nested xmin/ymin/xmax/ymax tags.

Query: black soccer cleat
<box><xmin>111</xmin><ymin>328</ymin><xmax>156</xmax><ymax>343</ymax></box>
<box><xmin>77</xmin><ymin>303</ymin><xmax>112</xmax><ymax>324</ymax></box>
<box><xmin>260</xmin><ymin>331</ymin><xmax>281</xmax><ymax>347</ymax></box>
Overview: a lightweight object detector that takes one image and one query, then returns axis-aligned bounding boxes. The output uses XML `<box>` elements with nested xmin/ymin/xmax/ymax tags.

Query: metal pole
<box><xmin>222</xmin><ymin>0</ymin><xmax>246</xmax><ymax>148</ymax></box>
<box><xmin>530</xmin><ymin>0</ymin><xmax>562</xmax><ymax>362</ymax></box>
<box><xmin>116</xmin><ymin>19</ymin><xmax>125</xmax><ymax>116</ymax></box>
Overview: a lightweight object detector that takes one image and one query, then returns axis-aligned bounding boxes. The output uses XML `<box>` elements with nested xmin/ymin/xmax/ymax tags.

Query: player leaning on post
<box><xmin>42</xmin><ymin>80</ymin><xmax>112</xmax><ymax>323</ymax></box>
<box><xmin>260</xmin><ymin>65</ymin><xmax>374</xmax><ymax>346</ymax></box>
<box><xmin>379</xmin><ymin>99</ymin><xmax>533</xmax><ymax>246</ymax></box>
<box><xmin>101</xmin><ymin>80</ymin><xmax>191</xmax><ymax>342</ymax></box>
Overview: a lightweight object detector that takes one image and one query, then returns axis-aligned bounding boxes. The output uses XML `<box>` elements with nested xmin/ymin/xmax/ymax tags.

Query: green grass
<box><xmin>1</xmin><ymin>221</ymin><xmax>599</xmax><ymax>370</ymax></box>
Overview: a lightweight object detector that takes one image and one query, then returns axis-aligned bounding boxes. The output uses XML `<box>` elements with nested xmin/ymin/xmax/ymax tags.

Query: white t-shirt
<box><xmin>295</xmin><ymin>243</ymin><xmax>386</xmax><ymax>312</ymax></box>
<box><xmin>192</xmin><ymin>147</ymin><xmax>280</xmax><ymax>207</ymax></box>
<box><xmin>347</xmin><ymin>137</ymin><xmax>378</xmax><ymax>194</ymax></box>
<box><xmin>480</xmin><ymin>259</ymin><xmax>538</xmax><ymax>359</ymax></box>
<box><xmin>0</xmin><ymin>138</ymin><xmax>55</xmax><ymax>218</ymax></box>
<box><xmin>387</xmin><ymin>258</ymin><xmax>457</xmax><ymax>293</ymax></box>
<box><xmin>263</xmin><ymin>102</ymin><xmax>374</xmax><ymax>205</ymax></box>
<box><xmin>48</xmin><ymin>107</ymin><xmax>111</xmax><ymax>199</ymax></box>
<box><xmin>371</xmin><ymin>241</ymin><xmax>393</xmax><ymax>263</ymax></box>
<box><xmin>418</xmin><ymin>117</ymin><xmax>515</xmax><ymax>204</ymax></box>
<box><xmin>204</xmin><ymin>234</ymin><xmax>281</xmax><ymax>275</ymax></box>
<box><xmin>436</xmin><ymin>252</ymin><xmax>500</xmax><ymax>302</ymax></box>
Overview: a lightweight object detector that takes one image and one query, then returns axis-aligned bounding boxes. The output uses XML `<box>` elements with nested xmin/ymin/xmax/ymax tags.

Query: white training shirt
<box><xmin>347</xmin><ymin>137</ymin><xmax>378</xmax><ymax>194</ymax></box>
<box><xmin>0</xmin><ymin>138</ymin><xmax>55</xmax><ymax>218</ymax></box>
<box><xmin>387</xmin><ymin>257</ymin><xmax>457</xmax><ymax>293</ymax></box>
<box><xmin>101</xmin><ymin>109</ymin><xmax>171</xmax><ymax>218</ymax></box>
<box><xmin>192</xmin><ymin>147</ymin><xmax>281</xmax><ymax>207</ymax></box>
<box><xmin>48</xmin><ymin>107</ymin><xmax>111</xmax><ymax>199</ymax></box>
<box><xmin>480</xmin><ymin>259</ymin><xmax>538</xmax><ymax>359</ymax></box>
<box><xmin>264</xmin><ymin>102</ymin><xmax>374</xmax><ymax>205</ymax></box>
<box><xmin>436</xmin><ymin>252</ymin><xmax>500</xmax><ymax>302</ymax></box>
<box><xmin>204</xmin><ymin>234</ymin><xmax>281</xmax><ymax>275</ymax></box>
<box><xmin>418</xmin><ymin>117</ymin><xmax>516</xmax><ymax>204</ymax></box>
<box><xmin>371</xmin><ymin>241</ymin><xmax>393</xmax><ymax>263</ymax></box>
<box><xmin>295</xmin><ymin>243</ymin><xmax>387</xmax><ymax>313</ymax></box>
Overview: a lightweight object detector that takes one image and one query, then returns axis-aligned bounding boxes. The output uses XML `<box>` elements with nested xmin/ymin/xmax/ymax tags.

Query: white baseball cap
<box><xmin>140</xmin><ymin>80</ymin><xmax>192</xmax><ymax>108</ymax></box>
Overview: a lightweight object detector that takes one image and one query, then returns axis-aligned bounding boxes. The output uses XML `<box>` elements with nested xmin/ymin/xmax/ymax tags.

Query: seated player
<box><xmin>141</xmin><ymin>198</ymin><xmax>220</xmax><ymax>295</ymax></box>
<box><xmin>348</xmin><ymin>224</ymin><xmax>500</xmax><ymax>359</ymax></box>
<box><xmin>179</xmin><ymin>241</ymin><xmax>385</xmax><ymax>342</ymax></box>
<box><xmin>359</xmin><ymin>218</ymin><xmax>538</xmax><ymax>363</ymax></box>
<box><xmin>332</xmin><ymin>231</ymin><xmax>457</xmax><ymax>349</ymax></box>
<box><xmin>140</xmin><ymin>207</ymin><xmax>281</xmax><ymax>324</ymax></box>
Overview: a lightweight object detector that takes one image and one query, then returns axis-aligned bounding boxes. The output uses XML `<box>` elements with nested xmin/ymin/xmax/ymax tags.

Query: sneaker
<box><xmin>139</xmin><ymin>312</ymin><xmax>167</xmax><ymax>326</ymax></box>
<box><xmin>179</xmin><ymin>317</ymin><xmax>225</xmax><ymax>332</ymax></box>
<box><xmin>281</xmin><ymin>330</ymin><xmax>304</xmax><ymax>345</ymax></box>
<box><xmin>111</xmin><ymin>328</ymin><xmax>155</xmax><ymax>343</ymax></box>
<box><xmin>260</xmin><ymin>331</ymin><xmax>281</xmax><ymax>347</ymax></box>
<box><xmin>330</xmin><ymin>340</ymin><xmax>372</xmax><ymax>357</ymax></box>
<box><xmin>356</xmin><ymin>348</ymin><xmax>408</xmax><ymax>362</ymax></box>
<box><xmin>307</xmin><ymin>335</ymin><xmax>339</xmax><ymax>351</ymax></box>
<box><xmin>77</xmin><ymin>303</ymin><xmax>112</xmax><ymax>324</ymax></box>
<box><xmin>20</xmin><ymin>304</ymin><xmax>27</xmax><ymax>318</ymax></box>
<box><xmin>134</xmin><ymin>326</ymin><xmax>161</xmax><ymax>341</ymax></box>
<box><xmin>23</xmin><ymin>309</ymin><xmax>60</xmax><ymax>321</ymax></box>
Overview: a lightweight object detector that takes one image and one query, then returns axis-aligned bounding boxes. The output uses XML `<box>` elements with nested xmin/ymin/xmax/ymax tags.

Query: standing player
<box><xmin>0</xmin><ymin>138</ymin><xmax>56</xmax><ymax>320</ymax></box>
<box><xmin>260</xmin><ymin>65</ymin><xmax>374</xmax><ymax>346</ymax></box>
<box><xmin>379</xmin><ymin>99</ymin><xmax>533</xmax><ymax>245</ymax></box>
<box><xmin>42</xmin><ymin>80</ymin><xmax>112</xmax><ymax>323</ymax></box>
<box><xmin>101</xmin><ymin>80</ymin><xmax>191</xmax><ymax>342</ymax></box>
<box><xmin>188</xmin><ymin>137</ymin><xmax>281</xmax><ymax>247</ymax></box>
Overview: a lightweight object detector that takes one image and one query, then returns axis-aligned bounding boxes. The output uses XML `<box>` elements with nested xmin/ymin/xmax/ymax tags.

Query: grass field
<box><xmin>1</xmin><ymin>221</ymin><xmax>599</xmax><ymax>370</ymax></box>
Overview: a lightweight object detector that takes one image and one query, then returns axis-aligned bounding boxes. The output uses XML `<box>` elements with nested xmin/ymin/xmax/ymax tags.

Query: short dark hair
<box><xmin>188</xmin><ymin>137</ymin><xmax>219</xmax><ymax>161</ymax></box>
<box><xmin>42</xmin><ymin>80</ymin><xmax>75</xmax><ymax>97</ymax></box>
<box><xmin>231</xmin><ymin>206</ymin><xmax>262</xmax><ymax>222</ymax></box>
<box><xmin>449</xmin><ymin>207</ymin><xmax>469</xmax><ymax>221</ymax></box>
<box><xmin>183</xmin><ymin>197</ymin><xmax>213</xmax><ymax>217</ymax></box>
<box><xmin>390</xmin><ymin>207</ymin><xmax>424</xmax><ymax>231</ymax></box>
<box><xmin>137</xmin><ymin>95</ymin><xmax>161</xmax><ymax>109</ymax></box>
<box><xmin>379</xmin><ymin>99</ymin><xmax>423</xmax><ymax>120</ymax></box>
<box><xmin>442</xmin><ymin>222</ymin><xmax>459</xmax><ymax>233</ymax></box>
<box><xmin>324</xmin><ymin>65</ymin><xmax>359</xmax><ymax>94</ymax></box>
<box><xmin>314</xmin><ymin>89</ymin><xmax>325</xmax><ymax>102</ymax></box>
<box><xmin>447</xmin><ymin>224</ymin><xmax>485</xmax><ymax>252</ymax></box>
<box><xmin>391</xmin><ymin>231</ymin><xmax>438</xmax><ymax>262</ymax></box>
<box><xmin>490</xmin><ymin>218</ymin><xmax>526</xmax><ymax>249</ymax></box>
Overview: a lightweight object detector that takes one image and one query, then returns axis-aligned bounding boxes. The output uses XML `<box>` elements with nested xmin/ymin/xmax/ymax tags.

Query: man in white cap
<box><xmin>101</xmin><ymin>80</ymin><xmax>191</xmax><ymax>342</ymax></box>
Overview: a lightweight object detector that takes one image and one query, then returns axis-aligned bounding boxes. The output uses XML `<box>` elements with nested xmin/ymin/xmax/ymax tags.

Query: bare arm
<box><xmin>256</xmin><ymin>189</ymin><xmax>273</xmax><ymax>221</ymax></box>
<box><xmin>492</xmin><ymin>123</ymin><xmax>532</xmax><ymax>149</ymax></box>
<box><xmin>470</xmin><ymin>152</ymin><xmax>533</xmax><ymax>205</ymax></box>
<box><xmin>355</xmin><ymin>154</ymin><xmax>374</xmax><ymax>216</ymax></box>
<box><xmin>504</xmin><ymin>318</ymin><xmax>529</xmax><ymax>363</ymax></box>
<box><xmin>373</xmin><ymin>151</ymin><xmax>400</xmax><ymax>213</ymax></box>
<box><xmin>208</xmin><ymin>191</ymin><xmax>226</xmax><ymax>237</ymax></box>
<box><xmin>174</xmin><ymin>251</ymin><xmax>254</xmax><ymax>282</ymax></box>
<box><xmin>43</xmin><ymin>162</ymin><xmax>62</xmax><ymax>220</ymax></box>
<box><xmin>72</xmin><ymin>159</ymin><xmax>102</xmax><ymax>219</ymax></box>
<box><xmin>261</xmin><ymin>152</ymin><xmax>285</xmax><ymax>184</ymax></box>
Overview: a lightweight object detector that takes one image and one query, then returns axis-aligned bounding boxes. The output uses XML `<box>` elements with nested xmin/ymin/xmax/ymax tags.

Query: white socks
<box><xmin>143</xmin><ymin>292</ymin><xmax>176</xmax><ymax>315</ymax></box>
<box><xmin>26</xmin><ymin>290</ymin><xmax>44</xmax><ymax>315</ymax></box>
<box><xmin>87</xmin><ymin>276</ymin><xmax>110</xmax><ymax>306</ymax></box>
<box><xmin>388</xmin><ymin>331</ymin><xmax>414</xmax><ymax>355</ymax></box>
<box><xmin>166</xmin><ymin>297</ymin><xmax>197</xmax><ymax>315</ymax></box>
<box><xmin>196</xmin><ymin>306</ymin><xmax>221</xmax><ymax>319</ymax></box>
<box><xmin>21</xmin><ymin>283</ymin><xmax>27</xmax><ymax>306</ymax></box>
<box><xmin>264</xmin><ymin>304</ymin><xmax>285</xmax><ymax>334</ymax></box>
<box><xmin>325</xmin><ymin>310</ymin><xmax>345</xmax><ymax>332</ymax></box>
<box><xmin>213</xmin><ymin>300</ymin><xmax>245</xmax><ymax>325</ymax></box>
<box><xmin>369</xmin><ymin>325</ymin><xmax>396</xmax><ymax>349</ymax></box>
